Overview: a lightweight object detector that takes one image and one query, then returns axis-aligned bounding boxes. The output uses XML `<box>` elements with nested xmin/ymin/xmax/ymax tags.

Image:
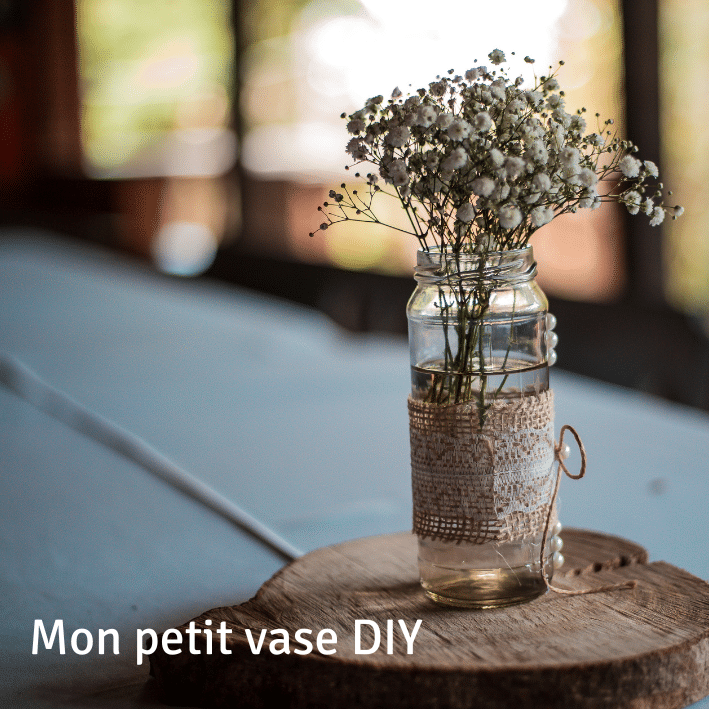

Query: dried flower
<box><xmin>313</xmin><ymin>50</ymin><xmax>682</xmax><ymax>249</ymax></box>
<box><xmin>471</xmin><ymin>176</ymin><xmax>495</xmax><ymax>197</ymax></box>
<box><xmin>576</xmin><ymin>167</ymin><xmax>598</xmax><ymax>188</ymax></box>
<box><xmin>649</xmin><ymin>206</ymin><xmax>665</xmax><ymax>226</ymax></box>
<box><xmin>489</xmin><ymin>148</ymin><xmax>504</xmax><ymax>167</ymax></box>
<box><xmin>442</xmin><ymin>147</ymin><xmax>468</xmax><ymax>170</ymax></box>
<box><xmin>532</xmin><ymin>173</ymin><xmax>551</xmax><ymax>193</ymax></box>
<box><xmin>472</xmin><ymin>111</ymin><xmax>492</xmax><ymax>132</ymax></box>
<box><xmin>560</xmin><ymin>146</ymin><xmax>580</xmax><ymax>169</ymax></box>
<box><xmin>416</xmin><ymin>105</ymin><xmax>438</xmax><ymax>127</ymax></box>
<box><xmin>456</xmin><ymin>203</ymin><xmax>476</xmax><ymax>223</ymax></box>
<box><xmin>530</xmin><ymin>205</ymin><xmax>554</xmax><ymax>227</ymax></box>
<box><xmin>488</xmin><ymin>49</ymin><xmax>506</xmax><ymax>65</ymax></box>
<box><xmin>622</xmin><ymin>190</ymin><xmax>642</xmax><ymax>215</ymax></box>
<box><xmin>504</xmin><ymin>156</ymin><xmax>526</xmax><ymax>180</ymax></box>
<box><xmin>498</xmin><ymin>204</ymin><xmax>522</xmax><ymax>229</ymax></box>
<box><xmin>447</xmin><ymin>119</ymin><xmax>472</xmax><ymax>141</ymax></box>
<box><xmin>347</xmin><ymin>119</ymin><xmax>366</xmax><ymax>134</ymax></box>
<box><xmin>386</xmin><ymin>126</ymin><xmax>411</xmax><ymax>147</ymax></box>
<box><xmin>643</xmin><ymin>160</ymin><xmax>659</xmax><ymax>178</ymax></box>
<box><xmin>619</xmin><ymin>155</ymin><xmax>641</xmax><ymax>178</ymax></box>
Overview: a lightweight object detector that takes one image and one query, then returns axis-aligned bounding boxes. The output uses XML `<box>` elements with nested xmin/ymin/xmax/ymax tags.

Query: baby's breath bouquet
<box><xmin>312</xmin><ymin>49</ymin><xmax>681</xmax><ymax>421</ymax></box>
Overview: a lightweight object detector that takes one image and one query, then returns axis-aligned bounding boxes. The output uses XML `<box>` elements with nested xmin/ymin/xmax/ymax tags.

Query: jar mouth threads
<box><xmin>414</xmin><ymin>246</ymin><xmax>538</xmax><ymax>287</ymax></box>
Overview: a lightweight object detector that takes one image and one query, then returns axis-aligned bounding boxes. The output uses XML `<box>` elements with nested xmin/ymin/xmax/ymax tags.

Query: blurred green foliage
<box><xmin>78</xmin><ymin>0</ymin><xmax>234</xmax><ymax>173</ymax></box>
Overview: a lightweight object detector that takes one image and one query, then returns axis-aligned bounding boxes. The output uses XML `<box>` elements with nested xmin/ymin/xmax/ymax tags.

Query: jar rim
<box><xmin>418</xmin><ymin>245</ymin><xmax>533</xmax><ymax>257</ymax></box>
<box><xmin>414</xmin><ymin>246</ymin><xmax>537</xmax><ymax>285</ymax></box>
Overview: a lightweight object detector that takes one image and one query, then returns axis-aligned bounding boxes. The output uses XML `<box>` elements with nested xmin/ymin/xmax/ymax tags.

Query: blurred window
<box><xmin>77</xmin><ymin>0</ymin><xmax>236</xmax><ymax>178</ymax></box>
<box><xmin>75</xmin><ymin>0</ymin><xmax>237</xmax><ymax>274</ymax></box>
<box><xmin>66</xmin><ymin>0</ymin><xmax>705</xmax><ymax>316</ymax></box>
<box><xmin>660</xmin><ymin>0</ymin><xmax>709</xmax><ymax>316</ymax></box>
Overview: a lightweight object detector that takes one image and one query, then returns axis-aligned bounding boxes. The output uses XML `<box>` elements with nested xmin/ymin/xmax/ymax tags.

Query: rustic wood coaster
<box><xmin>150</xmin><ymin>529</ymin><xmax>709</xmax><ymax>709</ymax></box>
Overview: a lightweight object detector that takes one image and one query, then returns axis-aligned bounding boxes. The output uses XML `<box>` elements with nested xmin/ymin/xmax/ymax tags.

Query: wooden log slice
<box><xmin>150</xmin><ymin>529</ymin><xmax>709</xmax><ymax>709</ymax></box>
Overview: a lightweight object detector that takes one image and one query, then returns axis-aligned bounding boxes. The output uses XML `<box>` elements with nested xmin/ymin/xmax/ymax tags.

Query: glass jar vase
<box><xmin>407</xmin><ymin>246</ymin><xmax>560</xmax><ymax>608</ymax></box>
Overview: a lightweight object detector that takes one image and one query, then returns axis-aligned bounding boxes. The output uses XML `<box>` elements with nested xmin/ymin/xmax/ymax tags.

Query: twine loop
<box><xmin>542</xmin><ymin>424</ymin><xmax>637</xmax><ymax>597</ymax></box>
<box><xmin>554</xmin><ymin>424</ymin><xmax>587</xmax><ymax>480</ymax></box>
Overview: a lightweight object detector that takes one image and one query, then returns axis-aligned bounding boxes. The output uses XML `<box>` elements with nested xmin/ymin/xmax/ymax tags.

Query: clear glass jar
<box><xmin>407</xmin><ymin>246</ymin><xmax>559</xmax><ymax>608</ymax></box>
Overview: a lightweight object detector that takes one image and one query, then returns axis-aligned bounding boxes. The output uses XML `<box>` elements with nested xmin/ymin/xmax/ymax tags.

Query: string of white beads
<box><xmin>546</xmin><ymin>312</ymin><xmax>558</xmax><ymax>366</ymax></box>
<box><xmin>551</xmin><ymin>520</ymin><xmax>564</xmax><ymax>568</ymax></box>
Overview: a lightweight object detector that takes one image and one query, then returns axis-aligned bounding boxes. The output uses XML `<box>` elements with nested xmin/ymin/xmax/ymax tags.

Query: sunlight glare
<box><xmin>305</xmin><ymin>0</ymin><xmax>569</xmax><ymax>107</ymax></box>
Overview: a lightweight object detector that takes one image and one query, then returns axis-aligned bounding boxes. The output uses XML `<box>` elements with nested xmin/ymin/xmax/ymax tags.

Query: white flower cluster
<box><xmin>313</xmin><ymin>50</ymin><xmax>682</xmax><ymax>251</ymax></box>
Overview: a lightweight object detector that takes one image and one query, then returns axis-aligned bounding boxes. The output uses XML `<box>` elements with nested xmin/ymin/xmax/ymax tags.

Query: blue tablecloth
<box><xmin>2</xmin><ymin>230</ymin><xmax>708</xmax><ymax>707</ymax></box>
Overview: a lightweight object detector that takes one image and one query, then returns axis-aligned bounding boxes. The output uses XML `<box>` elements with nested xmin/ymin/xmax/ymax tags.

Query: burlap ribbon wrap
<box><xmin>409</xmin><ymin>389</ymin><xmax>556</xmax><ymax>544</ymax></box>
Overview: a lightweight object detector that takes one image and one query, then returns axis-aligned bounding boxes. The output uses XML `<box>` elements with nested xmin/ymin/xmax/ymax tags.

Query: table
<box><xmin>2</xmin><ymin>229</ymin><xmax>708</xmax><ymax>708</ymax></box>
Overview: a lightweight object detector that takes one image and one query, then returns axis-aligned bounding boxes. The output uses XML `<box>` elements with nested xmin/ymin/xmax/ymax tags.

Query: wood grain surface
<box><xmin>150</xmin><ymin>530</ymin><xmax>709</xmax><ymax>709</ymax></box>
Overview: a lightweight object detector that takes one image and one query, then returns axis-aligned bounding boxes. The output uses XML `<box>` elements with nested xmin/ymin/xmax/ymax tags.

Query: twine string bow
<box><xmin>541</xmin><ymin>424</ymin><xmax>636</xmax><ymax>596</ymax></box>
<box><xmin>555</xmin><ymin>424</ymin><xmax>587</xmax><ymax>480</ymax></box>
